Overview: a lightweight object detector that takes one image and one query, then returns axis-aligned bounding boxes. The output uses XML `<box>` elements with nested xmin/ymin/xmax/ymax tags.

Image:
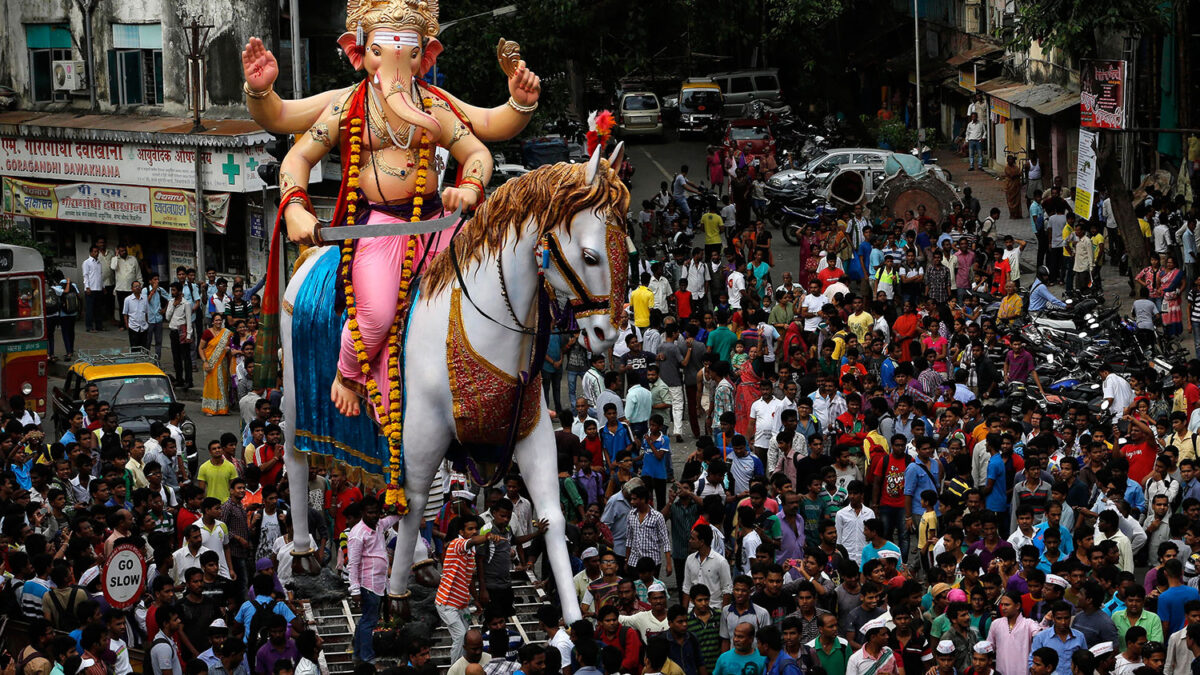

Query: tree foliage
<box><xmin>1001</xmin><ymin>0</ymin><xmax>1168</xmax><ymax>58</ymax></box>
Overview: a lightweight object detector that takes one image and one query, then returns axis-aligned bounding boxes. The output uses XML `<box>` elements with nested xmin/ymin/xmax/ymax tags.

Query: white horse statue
<box><xmin>278</xmin><ymin>146</ymin><xmax>630</xmax><ymax>622</ymax></box>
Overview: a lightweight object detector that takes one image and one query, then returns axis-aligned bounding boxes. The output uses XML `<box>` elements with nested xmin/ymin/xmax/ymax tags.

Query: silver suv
<box><xmin>617</xmin><ymin>92</ymin><xmax>664</xmax><ymax>139</ymax></box>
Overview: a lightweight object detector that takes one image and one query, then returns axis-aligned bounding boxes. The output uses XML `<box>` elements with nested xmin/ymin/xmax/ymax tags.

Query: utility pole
<box><xmin>183</xmin><ymin>15</ymin><xmax>214</xmax><ymax>276</ymax></box>
<box><xmin>289</xmin><ymin>0</ymin><xmax>302</xmax><ymax>98</ymax></box>
<box><xmin>913</xmin><ymin>0</ymin><xmax>923</xmax><ymax>145</ymax></box>
<box><xmin>73</xmin><ymin>0</ymin><xmax>98</xmax><ymax>111</ymax></box>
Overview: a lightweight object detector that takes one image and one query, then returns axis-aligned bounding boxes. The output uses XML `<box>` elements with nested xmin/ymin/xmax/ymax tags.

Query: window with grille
<box><xmin>107</xmin><ymin>24</ymin><xmax>164</xmax><ymax>106</ymax></box>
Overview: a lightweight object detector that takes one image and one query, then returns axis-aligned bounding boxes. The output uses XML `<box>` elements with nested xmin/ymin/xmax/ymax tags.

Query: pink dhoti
<box><xmin>336</xmin><ymin>203</ymin><xmax>456</xmax><ymax>409</ymax></box>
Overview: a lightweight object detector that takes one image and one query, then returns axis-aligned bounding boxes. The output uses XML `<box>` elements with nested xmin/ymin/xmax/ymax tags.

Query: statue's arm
<box><xmin>437</xmin><ymin>110</ymin><xmax>493</xmax><ymax>212</ymax></box>
<box><xmin>248</xmin><ymin>88</ymin><xmax>352</xmax><ymax>135</ymax></box>
<box><xmin>279</xmin><ymin>115</ymin><xmax>341</xmax><ymax>246</ymax></box>
<box><xmin>243</xmin><ymin>37</ymin><xmax>353</xmax><ymax>134</ymax></box>
<box><xmin>436</xmin><ymin>89</ymin><xmax>534</xmax><ymax>143</ymax></box>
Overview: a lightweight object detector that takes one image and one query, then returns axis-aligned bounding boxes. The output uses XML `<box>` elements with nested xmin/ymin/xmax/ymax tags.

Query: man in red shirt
<box><xmin>175</xmin><ymin>484</ymin><xmax>204</xmax><ymax>546</ymax></box>
<box><xmin>325</xmin><ymin>464</ymin><xmax>362</xmax><ymax>539</ymax></box>
<box><xmin>871</xmin><ymin>434</ymin><xmax>911</xmax><ymax>556</ymax></box>
<box><xmin>1172</xmin><ymin>366</ymin><xmax>1199</xmax><ymax>417</ymax></box>
<box><xmin>1121</xmin><ymin>415</ymin><xmax>1161</xmax><ymax>484</ymax></box>
<box><xmin>817</xmin><ymin>252</ymin><xmax>845</xmax><ymax>292</ymax></box>
<box><xmin>253</xmin><ymin>424</ymin><xmax>284</xmax><ymax>486</ymax></box>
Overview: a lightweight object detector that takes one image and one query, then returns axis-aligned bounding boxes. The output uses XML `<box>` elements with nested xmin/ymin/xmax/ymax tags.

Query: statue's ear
<box><xmin>419</xmin><ymin>38</ymin><xmax>443</xmax><ymax>77</ymax></box>
<box><xmin>338</xmin><ymin>32</ymin><xmax>365</xmax><ymax>71</ymax></box>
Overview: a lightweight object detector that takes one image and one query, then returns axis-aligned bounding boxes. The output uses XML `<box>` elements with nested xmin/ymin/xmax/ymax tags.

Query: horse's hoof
<box><xmin>412</xmin><ymin>559</ymin><xmax>440</xmax><ymax>587</ymax></box>
<box><xmin>290</xmin><ymin>548</ymin><xmax>322</xmax><ymax>576</ymax></box>
<box><xmin>388</xmin><ymin>592</ymin><xmax>412</xmax><ymax>620</ymax></box>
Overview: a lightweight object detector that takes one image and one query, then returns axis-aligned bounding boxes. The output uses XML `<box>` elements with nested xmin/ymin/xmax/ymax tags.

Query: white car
<box><xmin>487</xmin><ymin>163</ymin><xmax>529</xmax><ymax>195</ymax></box>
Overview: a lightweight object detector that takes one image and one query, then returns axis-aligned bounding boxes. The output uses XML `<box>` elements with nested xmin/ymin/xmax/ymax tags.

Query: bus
<box><xmin>0</xmin><ymin>245</ymin><xmax>48</xmax><ymax>414</ymax></box>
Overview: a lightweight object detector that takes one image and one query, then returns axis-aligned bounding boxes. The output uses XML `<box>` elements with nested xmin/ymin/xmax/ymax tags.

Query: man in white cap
<box><xmin>1090</xmin><ymin>641</ymin><xmax>1116</xmax><ymax>675</ymax></box>
<box><xmin>970</xmin><ymin>641</ymin><xmax>996</xmax><ymax>675</ymax></box>
<box><xmin>574</xmin><ymin>547</ymin><xmax>603</xmax><ymax>604</ymax></box>
<box><xmin>846</xmin><ymin>618</ymin><xmax>900</xmax><ymax>675</ymax></box>
<box><xmin>619</xmin><ymin>582</ymin><xmax>670</xmax><ymax>642</ymax></box>
<box><xmin>1033</xmin><ymin>574</ymin><xmax>1072</xmax><ymax>624</ymax></box>
<box><xmin>932</xmin><ymin>640</ymin><xmax>959</xmax><ymax>675</ymax></box>
<box><xmin>198</xmin><ymin>618</ymin><xmax>230</xmax><ymax>672</ymax></box>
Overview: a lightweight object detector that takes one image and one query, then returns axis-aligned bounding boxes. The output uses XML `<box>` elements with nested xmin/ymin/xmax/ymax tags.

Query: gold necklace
<box><xmin>366</xmin><ymin>147</ymin><xmax>417</xmax><ymax>179</ymax></box>
<box><xmin>366</xmin><ymin>89</ymin><xmax>416</xmax><ymax>149</ymax></box>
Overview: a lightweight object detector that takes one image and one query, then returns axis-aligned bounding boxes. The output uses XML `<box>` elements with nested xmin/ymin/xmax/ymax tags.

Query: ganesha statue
<box><xmin>242</xmin><ymin>0</ymin><xmax>540</xmax><ymax>423</ymax></box>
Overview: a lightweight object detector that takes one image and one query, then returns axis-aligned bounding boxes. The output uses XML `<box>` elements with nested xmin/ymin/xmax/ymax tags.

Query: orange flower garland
<box><xmin>338</xmin><ymin>96</ymin><xmax>436</xmax><ymax>514</ymax></box>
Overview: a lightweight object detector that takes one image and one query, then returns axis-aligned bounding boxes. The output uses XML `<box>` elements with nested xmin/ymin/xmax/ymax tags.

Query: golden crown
<box><xmin>346</xmin><ymin>0</ymin><xmax>440</xmax><ymax>39</ymax></box>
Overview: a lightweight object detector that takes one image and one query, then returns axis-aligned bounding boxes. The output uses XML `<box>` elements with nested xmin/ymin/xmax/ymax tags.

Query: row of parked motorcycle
<box><xmin>974</xmin><ymin>291</ymin><xmax>1187</xmax><ymax>431</ymax></box>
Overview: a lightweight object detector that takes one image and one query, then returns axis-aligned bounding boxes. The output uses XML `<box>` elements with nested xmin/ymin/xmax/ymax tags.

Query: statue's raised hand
<box><xmin>508</xmin><ymin>59</ymin><xmax>541</xmax><ymax>107</ymax></box>
<box><xmin>242</xmin><ymin>37</ymin><xmax>279</xmax><ymax>93</ymax></box>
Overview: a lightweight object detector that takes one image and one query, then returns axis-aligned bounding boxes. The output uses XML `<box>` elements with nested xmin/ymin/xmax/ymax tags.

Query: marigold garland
<box><xmin>338</xmin><ymin>96</ymin><xmax>436</xmax><ymax>515</ymax></box>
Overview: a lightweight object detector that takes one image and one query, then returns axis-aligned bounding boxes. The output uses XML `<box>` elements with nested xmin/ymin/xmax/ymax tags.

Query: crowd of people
<box><xmin>9</xmin><ymin>149</ymin><xmax>1200</xmax><ymax>675</ymax></box>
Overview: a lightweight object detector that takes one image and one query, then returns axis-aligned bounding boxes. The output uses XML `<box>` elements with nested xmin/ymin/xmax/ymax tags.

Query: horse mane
<box><xmin>421</xmin><ymin>159</ymin><xmax>630</xmax><ymax>297</ymax></box>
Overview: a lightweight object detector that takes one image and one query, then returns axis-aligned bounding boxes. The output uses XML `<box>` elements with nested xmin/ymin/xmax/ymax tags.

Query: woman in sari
<box><xmin>798</xmin><ymin>224</ymin><xmax>821</xmax><ymax>288</ymax></box>
<box><xmin>733</xmin><ymin>345</ymin><xmax>764</xmax><ymax>436</ymax></box>
<box><xmin>892</xmin><ymin>300</ymin><xmax>921</xmax><ymax>362</ymax></box>
<box><xmin>1003</xmin><ymin>155</ymin><xmax>1023</xmax><ymax>218</ymax></box>
<box><xmin>200</xmin><ymin>313</ymin><xmax>233</xmax><ymax>416</ymax></box>
<box><xmin>1161</xmin><ymin>253</ymin><xmax>1185</xmax><ymax>335</ymax></box>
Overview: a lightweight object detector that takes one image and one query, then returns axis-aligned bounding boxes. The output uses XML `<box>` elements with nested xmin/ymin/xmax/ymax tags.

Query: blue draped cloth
<box><xmin>291</xmin><ymin>247</ymin><xmax>389</xmax><ymax>480</ymax></box>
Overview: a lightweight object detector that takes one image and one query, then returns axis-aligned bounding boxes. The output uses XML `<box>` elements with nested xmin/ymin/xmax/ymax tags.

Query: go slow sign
<box><xmin>102</xmin><ymin>544</ymin><xmax>147</xmax><ymax>609</ymax></box>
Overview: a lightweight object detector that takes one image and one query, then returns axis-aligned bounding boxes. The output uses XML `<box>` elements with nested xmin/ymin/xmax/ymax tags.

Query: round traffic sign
<box><xmin>102</xmin><ymin>544</ymin><xmax>146</xmax><ymax>609</ymax></box>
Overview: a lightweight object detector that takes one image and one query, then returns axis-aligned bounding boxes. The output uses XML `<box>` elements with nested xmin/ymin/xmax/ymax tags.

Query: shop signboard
<box><xmin>1075</xmin><ymin>130</ymin><xmax>1098</xmax><ymax>219</ymax></box>
<box><xmin>957</xmin><ymin>70</ymin><xmax>976</xmax><ymax>92</ymax></box>
<box><xmin>1080</xmin><ymin>59</ymin><xmax>1126</xmax><ymax>129</ymax></box>
<box><xmin>4</xmin><ymin>179</ymin><xmax>150</xmax><ymax>226</ymax></box>
<box><xmin>168</xmin><ymin>232</ymin><xmax>195</xmax><ymax>270</ymax></box>
<box><xmin>0</xmin><ymin>137</ymin><xmax>273</xmax><ymax>193</ymax></box>
<box><xmin>3</xmin><ymin>178</ymin><xmax>229</xmax><ymax>232</ymax></box>
<box><xmin>990</xmin><ymin>97</ymin><xmax>1010</xmax><ymax>119</ymax></box>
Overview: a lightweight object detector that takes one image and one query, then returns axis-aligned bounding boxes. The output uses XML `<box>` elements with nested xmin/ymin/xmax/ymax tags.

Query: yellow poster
<box><xmin>3</xmin><ymin>177</ymin><xmax>59</xmax><ymax>219</ymax></box>
<box><xmin>150</xmin><ymin>188</ymin><xmax>192</xmax><ymax>230</ymax></box>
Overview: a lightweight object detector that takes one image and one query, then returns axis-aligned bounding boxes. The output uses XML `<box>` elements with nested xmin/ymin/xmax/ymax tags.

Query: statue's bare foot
<box><xmin>331</xmin><ymin>377</ymin><xmax>360</xmax><ymax>417</ymax></box>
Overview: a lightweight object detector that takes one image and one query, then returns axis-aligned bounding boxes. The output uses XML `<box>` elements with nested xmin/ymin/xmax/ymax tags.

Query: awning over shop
<box><xmin>941</xmin><ymin>75</ymin><xmax>974</xmax><ymax>96</ymax></box>
<box><xmin>987</xmin><ymin>82</ymin><xmax>1080</xmax><ymax>116</ymax></box>
<box><xmin>947</xmin><ymin>43</ymin><xmax>1004</xmax><ymax>66</ymax></box>
<box><xmin>0</xmin><ymin>110</ymin><xmax>280</xmax><ymax>193</ymax></box>
<box><xmin>975</xmin><ymin>77</ymin><xmax>1022</xmax><ymax>94</ymax></box>
<box><xmin>0</xmin><ymin>110</ymin><xmax>271</xmax><ymax>148</ymax></box>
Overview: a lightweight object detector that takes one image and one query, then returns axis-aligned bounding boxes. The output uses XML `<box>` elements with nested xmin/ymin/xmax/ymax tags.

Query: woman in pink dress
<box><xmin>708</xmin><ymin>147</ymin><xmax>725</xmax><ymax>196</ymax></box>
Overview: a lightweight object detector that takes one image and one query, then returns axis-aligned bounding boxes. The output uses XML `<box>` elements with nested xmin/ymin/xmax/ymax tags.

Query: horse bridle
<box><xmin>450</xmin><ymin>212</ymin><xmax>628</xmax><ymax>335</ymax></box>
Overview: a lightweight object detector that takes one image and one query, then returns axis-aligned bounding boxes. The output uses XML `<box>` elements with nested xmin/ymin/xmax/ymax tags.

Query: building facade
<box><xmin>0</xmin><ymin>0</ymin><xmax>294</xmax><ymax>287</ymax></box>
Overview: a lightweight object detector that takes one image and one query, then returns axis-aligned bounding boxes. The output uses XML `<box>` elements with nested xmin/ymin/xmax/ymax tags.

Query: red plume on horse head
<box><xmin>586</xmin><ymin>110</ymin><xmax>615</xmax><ymax>155</ymax></box>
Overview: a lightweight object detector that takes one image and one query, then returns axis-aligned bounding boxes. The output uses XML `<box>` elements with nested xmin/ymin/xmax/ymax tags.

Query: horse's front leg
<box><xmin>386</xmin><ymin>411</ymin><xmax>450</xmax><ymax>616</ymax></box>
<box><xmin>515</xmin><ymin>413</ymin><xmax>582</xmax><ymax>623</ymax></box>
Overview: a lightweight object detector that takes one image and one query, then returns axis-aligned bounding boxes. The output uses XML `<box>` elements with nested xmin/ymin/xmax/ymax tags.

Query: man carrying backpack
<box><xmin>49</xmin><ymin>276</ymin><xmax>81</xmax><ymax>361</ymax></box>
<box><xmin>232</xmin><ymin>574</ymin><xmax>301</xmax><ymax>661</ymax></box>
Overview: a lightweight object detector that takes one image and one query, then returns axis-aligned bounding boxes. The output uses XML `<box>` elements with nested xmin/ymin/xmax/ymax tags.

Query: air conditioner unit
<box><xmin>52</xmin><ymin>60</ymin><xmax>87</xmax><ymax>91</ymax></box>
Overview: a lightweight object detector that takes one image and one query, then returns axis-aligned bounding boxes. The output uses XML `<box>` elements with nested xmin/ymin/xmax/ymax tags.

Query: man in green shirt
<box><xmin>196</xmin><ymin>441</ymin><xmax>238</xmax><ymax>502</ymax></box>
<box><xmin>809</xmin><ymin>613</ymin><xmax>851</xmax><ymax>675</ymax></box>
<box><xmin>706</xmin><ymin>310</ymin><xmax>738</xmax><ymax>363</ymax></box>
<box><xmin>1111</xmin><ymin>585</ymin><xmax>1162</xmax><ymax>650</ymax></box>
